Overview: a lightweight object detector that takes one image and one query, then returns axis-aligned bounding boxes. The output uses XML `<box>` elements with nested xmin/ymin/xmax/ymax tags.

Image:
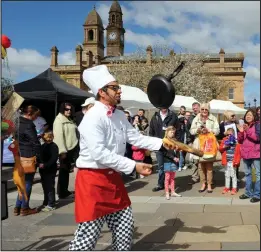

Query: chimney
<box><xmin>146</xmin><ymin>45</ymin><xmax>153</xmax><ymax>65</ymax></box>
<box><xmin>50</xmin><ymin>46</ymin><xmax>59</xmax><ymax>66</ymax></box>
<box><xmin>95</xmin><ymin>55</ymin><xmax>101</xmax><ymax>65</ymax></box>
<box><xmin>75</xmin><ymin>45</ymin><xmax>83</xmax><ymax>65</ymax></box>
<box><xmin>219</xmin><ymin>48</ymin><xmax>225</xmax><ymax>66</ymax></box>
<box><xmin>86</xmin><ymin>51</ymin><xmax>93</xmax><ymax>67</ymax></box>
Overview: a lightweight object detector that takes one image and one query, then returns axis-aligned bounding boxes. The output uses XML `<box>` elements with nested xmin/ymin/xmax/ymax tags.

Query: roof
<box><xmin>84</xmin><ymin>8</ymin><xmax>103</xmax><ymax>26</ymax></box>
<box><xmin>102</xmin><ymin>52</ymin><xmax>244</xmax><ymax>63</ymax></box>
<box><xmin>109</xmin><ymin>0</ymin><xmax>122</xmax><ymax>13</ymax></box>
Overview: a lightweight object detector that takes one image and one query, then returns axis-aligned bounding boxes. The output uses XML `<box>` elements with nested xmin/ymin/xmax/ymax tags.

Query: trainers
<box><xmin>42</xmin><ymin>206</ymin><xmax>56</xmax><ymax>212</ymax></box>
<box><xmin>178</xmin><ymin>168</ymin><xmax>182</xmax><ymax>172</ymax></box>
<box><xmin>171</xmin><ymin>192</ymin><xmax>182</xmax><ymax>197</ymax></box>
<box><xmin>183</xmin><ymin>166</ymin><xmax>187</xmax><ymax>170</ymax></box>
<box><xmin>222</xmin><ymin>187</ymin><xmax>230</xmax><ymax>194</ymax></box>
<box><xmin>165</xmin><ymin>193</ymin><xmax>170</xmax><ymax>200</ymax></box>
<box><xmin>231</xmin><ymin>188</ymin><xmax>237</xmax><ymax>195</ymax></box>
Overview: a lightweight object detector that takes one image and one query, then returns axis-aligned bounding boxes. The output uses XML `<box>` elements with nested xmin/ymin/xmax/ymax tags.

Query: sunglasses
<box><xmin>231</xmin><ymin>115</ymin><xmax>235</xmax><ymax>117</ymax></box>
<box><xmin>64</xmin><ymin>108</ymin><xmax>72</xmax><ymax>111</ymax></box>
<box><xmin>201</xmin><ymin>109</ymin><xmax>209</xmax><ymax>111</ymax></box>
<box><xmin>105</xmin><ymin>85</ymin><xmax>121</xmax><ymax>92</ymax></box>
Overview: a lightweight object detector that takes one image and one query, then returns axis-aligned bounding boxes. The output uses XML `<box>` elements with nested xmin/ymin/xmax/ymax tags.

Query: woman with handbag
<box><xmin>190</xmin><ymin>103</ymin><xmax>220</xmax><ymax>193</ymax></box>
<box><xmin>14</xmin><ymin>105</ymin><xmax>41</xmax><ymax>216</ymax></box>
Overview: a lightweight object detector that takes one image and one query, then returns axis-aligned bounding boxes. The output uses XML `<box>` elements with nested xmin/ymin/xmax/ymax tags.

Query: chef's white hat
<box><xmin>83</xmin><ymin>65</ymin><xmax>116</xmax><ymax>96</ymax></box>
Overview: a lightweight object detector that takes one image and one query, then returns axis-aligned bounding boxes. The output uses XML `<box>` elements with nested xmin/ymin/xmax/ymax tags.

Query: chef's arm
<box><xmin>126</xmin><ymin>121</ymin><xmax>163</xmax><ymax>151</ymax></box>
<box><xmin>82</xmin><ymin>121</ymin><xmax>136</xmax><ymax>175</ymax></box>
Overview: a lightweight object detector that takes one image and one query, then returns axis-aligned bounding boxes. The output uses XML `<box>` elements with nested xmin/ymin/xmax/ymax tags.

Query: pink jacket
<box><xmin>237</xmin><ymin>123</ymin><xmax>260</xmax><ymax>159</ymax></box>
<box><xmin>132</xmin><ymin>146</ymin><xmax>146</xmax><ymax>161</ymax></box>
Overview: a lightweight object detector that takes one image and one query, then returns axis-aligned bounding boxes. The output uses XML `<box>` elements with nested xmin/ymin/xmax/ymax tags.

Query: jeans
<box><xmin>225</xmin><ymin>161</ymin><xmax>237</xmax><ymax>189</ymax></box>
<box><xmin>57</xmin><ymin>146</ymin><xmax>77</xmax><ymax>197</ymax></box>
<box><xmin>243</xmin><ymin>159</ymin><xmax>260</xmax><ymax>199</ymax></box>
<box><xmin>179</xmin><ymin>151</ymin><xmax>185</xmax><ymax>168</ymax></box>
<box><xmin>40</xmin><ymin>171</ymin><xmax>57</xmax><ymax>207</ymax></box>
<box><xmin>15</xmin><ymin>173</ymin><xmax>35</xmax><ymax>208</ymax></box>
<box><xmin>156</xmin><ymin>151</ymin><xmax>165</xmax><ymax>188</ymax></box>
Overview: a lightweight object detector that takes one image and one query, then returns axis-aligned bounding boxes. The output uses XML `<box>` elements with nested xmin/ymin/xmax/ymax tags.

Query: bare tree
<box><xmin>108</xmin><ymin>45</ymin><xmax>233</xmax><ymax>103</ymax></box>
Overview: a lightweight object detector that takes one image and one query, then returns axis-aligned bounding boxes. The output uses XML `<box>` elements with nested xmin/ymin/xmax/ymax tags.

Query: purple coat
<box><xmin>237</xmin><ymin>123</ymin><xmax>260</xmax><ymax>159</ymax></box>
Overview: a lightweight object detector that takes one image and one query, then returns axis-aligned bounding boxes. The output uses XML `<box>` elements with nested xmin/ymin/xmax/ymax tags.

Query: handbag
<box><xmin>20</xmin><ymin>156</ymin><xmax>36</xmax><ymax>174</ymax></box>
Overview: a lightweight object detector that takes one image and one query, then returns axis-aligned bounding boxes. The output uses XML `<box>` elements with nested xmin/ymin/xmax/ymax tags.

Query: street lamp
<box><xmin>248</xmin><ymin>102</ymin><xmax>251</xmax><ymax>108</ymax></box>
<box><xmin>254</xmin><ymin>98</ymin><xmax>257</xmax><ymax>108</ymax></box>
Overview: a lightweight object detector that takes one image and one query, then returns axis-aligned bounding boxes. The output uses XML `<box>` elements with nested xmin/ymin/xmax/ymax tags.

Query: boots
<box><xmin>20</xmin><ymin>207</ymin><xmax>38</xmax><ymax>216</ymax></box>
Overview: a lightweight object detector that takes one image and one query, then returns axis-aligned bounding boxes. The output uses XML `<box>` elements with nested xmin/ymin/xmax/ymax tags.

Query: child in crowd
<box><xmin>219</xmin><ymin>127</ymin><xmax>241</xmax><ymax>195</ymax></box>
<box><xmin>39</xmin><ymin>130</ymin><xmax>59</xmax><ymax>211</ymax></box>
<box><xmin>132</xmin><ymin>145</ymin><xmax>146</xmax><ymax>179</ymax></box>
<box><xmin>163</xmin><ymin>126</ymin><xmax>181</xmax><ymax>200</ymax></box>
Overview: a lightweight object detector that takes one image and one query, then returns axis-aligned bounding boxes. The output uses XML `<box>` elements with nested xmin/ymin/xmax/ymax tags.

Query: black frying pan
<box><xmin>147</xmin><ymin>61</ymin><xmax>185</xmax><ymax>109</ymax></box>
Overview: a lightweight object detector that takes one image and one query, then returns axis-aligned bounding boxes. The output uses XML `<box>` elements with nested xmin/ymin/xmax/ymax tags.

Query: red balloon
<box><xmin>1</xmin><ymin>35</ymin><xmax>11</xmax><ymax>49</ymax></box>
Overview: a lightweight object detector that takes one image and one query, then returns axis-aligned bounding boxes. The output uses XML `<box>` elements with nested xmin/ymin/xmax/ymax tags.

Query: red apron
<box><xmin>75</xmin><ymin>168</ymin><xmax>131</xmax><ymax>223</ymax></box>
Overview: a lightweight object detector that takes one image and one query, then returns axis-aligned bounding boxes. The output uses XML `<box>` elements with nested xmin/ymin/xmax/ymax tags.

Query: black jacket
<box><xmin>149</xmin><ymin>110</ymin><xmax>179</xmax><ymax>139</ymax></box>
<box><xmin>17</xmin><ymin>116</ymin><xmax>41</xmax><ymax>159</ymax></box>
<box><xmin>176</xmin><ymin>117</ymin><xmax>192</xmax><ymax>144</ymax></box>
<box><xmin>40</xmin><ymin>142</ymin><xmax>59</xmax><ymax>173</ymax></box>
<box><xmin>163</xmin><ymin>148</ymin><xmax>179</xmax><ymax>164</ymax></box>
<box><xmin>75</xmin><ymin>111</ymin><xmax>84</xmax><ymax>127</ymax></box>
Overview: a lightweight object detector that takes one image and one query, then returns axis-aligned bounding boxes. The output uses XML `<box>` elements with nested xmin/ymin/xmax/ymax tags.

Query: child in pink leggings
<box><xmin>163</xmin><ymin>126</ymin><xmax>182</xmax><ymax>200</ymax></box>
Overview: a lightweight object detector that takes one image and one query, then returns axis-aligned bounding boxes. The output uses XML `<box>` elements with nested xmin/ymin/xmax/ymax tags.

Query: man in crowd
<box><xmin>178</xmin><ymin>105</ymin><xmax>186</xmax><ymax>118</ymax></box>
<box><xmin>75</xmin><ymin>97</ymin><xmax>95</xmax><ymax>127</ymax></box>
<box><xmin>149</xmin><ymin>107</ymin><xmax>179</xmax><ymax>192</ymax></box>
<box><xmin>138</xmin><ymin>108</ymin><xmax>147</xmax><ymax>121</ymax></box>
<box><xmin>188</xmin><ymin>102</ymin><xmax>200</xmax><ymax>184</ymax></box>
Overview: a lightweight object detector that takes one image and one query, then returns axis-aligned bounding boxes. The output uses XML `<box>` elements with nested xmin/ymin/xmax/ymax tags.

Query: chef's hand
<box><xmin>135</xmin><ymin>163</ymin><xmax>153</xmax><ymax>176</ymax></box>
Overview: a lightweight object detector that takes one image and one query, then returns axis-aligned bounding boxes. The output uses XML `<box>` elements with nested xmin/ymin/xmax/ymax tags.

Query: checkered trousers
<box><xmin>69</xmin><ymin>206</ymin><xmax>134</xmax><ymax>251</ymax></box>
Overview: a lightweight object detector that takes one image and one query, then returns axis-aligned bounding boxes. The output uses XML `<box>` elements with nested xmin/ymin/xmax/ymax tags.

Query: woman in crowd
<box><xmin>190</xmin><ymin>103</ymin><xmax>220</xmax><ymax>193</ymax></box>
<box><xmin>53</xmin><ymin>102</ymin><xmax>79</xmax><ymax>199</ymax></box>
<box><xmin>14</xmin><ymin>105</ymin><xmax>41</xmax><ymax>216</ymax></box>
<box><xmin>237</xmin><ymin>109</ymin><xmax>260</xmax><ymax>203</ymax></box>
<box><xmin>218</xmin><ymin>111</ymin><xmax>238</xmax><ymax>140</ymax></box>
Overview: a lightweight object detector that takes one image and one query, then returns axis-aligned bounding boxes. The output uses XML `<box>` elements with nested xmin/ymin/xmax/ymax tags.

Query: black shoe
<box><xmin>59</xmin><ymin>191</ymin><xmax>74</xmax><ymax>199</ymax></box>
<box><xmin>152</xmin><ymin>186</ymin><xmax>164</xmax><ymax>192</ymax></box>
<box><xmin>239</xmin><ymin>194</ymin><xmax>249</xmax><ymax>200</ymax></box>
<box><xmin>207</xmin><ymin>190</ymin><xmax>213</xmax><ymax>193</ymax></box>
<box><xmin>198</xmin><ymin>187</ymin><xmax>206</xmax><ymax>193</ymax></box>
<box><xmin>250</xmin><ymin>198</ymin><xmax>260</xmax><ymax>203</ymax></box>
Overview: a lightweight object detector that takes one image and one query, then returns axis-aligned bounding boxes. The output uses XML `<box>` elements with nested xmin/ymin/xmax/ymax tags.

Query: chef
<box><xmin>69</xmin><ymin>65</ymin><xmax>176</xmax><ymax>251</ymax></box>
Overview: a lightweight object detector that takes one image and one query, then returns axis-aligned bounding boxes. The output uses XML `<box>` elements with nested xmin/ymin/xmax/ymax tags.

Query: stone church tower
<box><xmin>82</xmin><ymin>6</ymin><xmax>105</xmax><ymax>61</ymax></box>
<box><xmin>106</xmin><ymin>0</ymin><xmax>125</xmax><ymax>56</ymax></box>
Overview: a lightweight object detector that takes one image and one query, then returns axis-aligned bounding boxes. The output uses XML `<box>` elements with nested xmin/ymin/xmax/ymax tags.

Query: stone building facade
<box><xmin>50</xmin><ymin>0</ymin><xmax>246</xmax><ymax>108</ymax></box>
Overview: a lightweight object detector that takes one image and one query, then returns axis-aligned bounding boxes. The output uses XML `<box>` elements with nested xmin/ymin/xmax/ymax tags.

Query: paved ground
<box><xmin>1</xmin><ymin>161</ymin><xmax>260</xmax><ymax>251</ymax></box>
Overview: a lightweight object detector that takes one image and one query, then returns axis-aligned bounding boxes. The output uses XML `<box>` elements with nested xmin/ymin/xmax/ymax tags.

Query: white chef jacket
<box><xmin>76</xmin><ymin>101</ymin><xmax>162</xmax><ymax>174</ymax></box>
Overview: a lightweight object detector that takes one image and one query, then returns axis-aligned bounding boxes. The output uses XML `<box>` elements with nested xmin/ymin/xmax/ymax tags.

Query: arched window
<box><xmin>112</xmin><ymin>14</ymin><xmax>115</xmax><ymax>23</ymax></box>
<box><xmin>88</xmin><ymin>30</ymin><xmax>94</xmax><ymax>41</ymax></box>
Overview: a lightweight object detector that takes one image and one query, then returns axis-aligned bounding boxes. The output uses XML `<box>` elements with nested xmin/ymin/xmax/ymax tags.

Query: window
<box><xmin>88</xmin><ymin>30</ymin><xmax>94</xmax><ymax>41</ymax></box>
<box><xmin>228</xmin><ymin>88</ymin><xmax>234</xmax><ymax>100</ymax></box>
<box><xmin>112</xmin><ymin>15</ymin><xmax>115</xmax><ymax>23</ymax></box>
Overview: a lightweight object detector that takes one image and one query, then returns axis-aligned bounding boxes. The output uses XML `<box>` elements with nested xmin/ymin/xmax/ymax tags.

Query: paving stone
<box><xmin>37</xmin><ymin>213</ymin><xmax>75</xmax><ymax>226</ymax></box>
<box><xmin>129</xmin><ymin>190</ymin><xmax>165</xmax><ymax>197</ymax></box>
<box><xmin>188</xmin><ymin>196</ymin><xmax>232</xmax><ymax>205</ymax></box>
<box><xmin>173</xmin><ymin>225</ymin><xmax>260</xmax><ymax>243</ymax></box>
<box><xmin>232</xmin><ymin>198</ymin><xmax>260</xmax><ymax>205</ymax></box>
<box><xmin>204</xmin><ymin>204</ymin><xmax>260</xmax><ymax>213</ymax></box>
<box><xmin>221</xmin><ymin>241</ymin><xmax>260</xmax><ymax>250</ymax></box>
<box><xmin>132</xmin><ymin>202</ymin><xmax>160</xmax><ymax>213</ymax></box>
<box><xmin>54</xmin><ymin>202</ymin><xmax>75</xmax><ymax>214</ymax></box>
<box><xmin>148</xmin><ymin>196</ymin><xmax>191</xmax><ymax>204</ymax></box>
<box><xmin>1</xmin><ymin>241</ymin><xmax>38</xmax><ymax>251</ymax></box>
<box><xmin>28</xmin><ymin>225</ymin><xmax>111</xmax><ymax>243</ymax></box>
<box><xmin>156</xmin><ymin>204</ymin><xmax>204</xmax><ymax>215</ymax></box>
<box><xmin>175</xmin><ymin>212</ymin><xmax>243</xmax><ymax>227</ymax></box>
<box><xmin>129</xmin><ymin>196</ymin><xmax>151</xmax><ymax>203</ymax></box>
<box><xmin>132</xmin><ymin>242</ymin><xmax>221</xmax><ymax>251</ymax></box>
<box><xmin>133</xmin><ymin>226</ymin><xmax>179</xmax><ymax>243</ymax></box>
<box><xmin>241</xmin><ymin>211</ymin><xmax>260</xmax><ymax>225</ymax></box>
<box><xmin>133</xmin><ymin>212</ymin><xmax>176</xmax><ymax>226</ymax></box>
